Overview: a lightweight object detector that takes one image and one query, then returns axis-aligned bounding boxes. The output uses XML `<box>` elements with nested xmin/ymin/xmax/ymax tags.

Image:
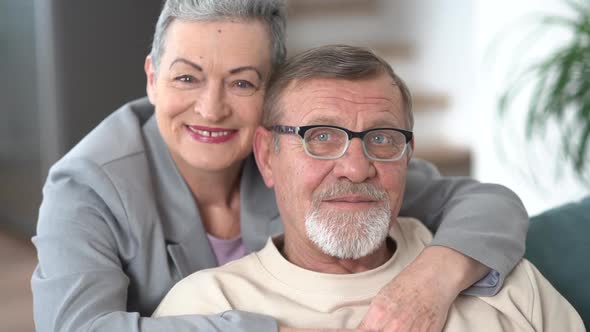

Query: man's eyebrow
<box><xmin>305</xmin><ymin>116</ymin><xmax>339</xmax><ymax>125</ymax></box>
<box><xmin>229</xmin><ymin>66</ymin><xmax>262</xmax><ymax>80</ymax></box>
<box><xmin>169</xmin><ymin>58</ymin><xmax>203</xmax><ymax>71</ymax></box>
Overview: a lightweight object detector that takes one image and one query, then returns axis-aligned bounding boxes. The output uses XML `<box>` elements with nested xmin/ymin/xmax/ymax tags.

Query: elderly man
<box><xmin>153</xmin><ymin>45</ymin><xmax>584</xmax><ymax>331</ymax></box>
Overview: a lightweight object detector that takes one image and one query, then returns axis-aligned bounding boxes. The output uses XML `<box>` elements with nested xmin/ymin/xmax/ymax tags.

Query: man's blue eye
<box><xmin>307</xmin><ymin>131</ymin><xmax>333</xmax><ymax>143</ymax></box>
<box><xmin>319</xmin><ymin>133</ymin><xmax>329</xmax><ymax>141</ymax></box>
<box><xmin>370</xmin><ymin>134</ymin><xmax>393</xmax><ymax>145</ymax></box>
<box><xmin>373</xmin><ymin>135</ymin><xmax>385</xmax><ymax>143</ymax></box>
<box><xmin>307</xmin><ymin>128</ymin><xmax>346</xmax><ymax>144</ymax></box>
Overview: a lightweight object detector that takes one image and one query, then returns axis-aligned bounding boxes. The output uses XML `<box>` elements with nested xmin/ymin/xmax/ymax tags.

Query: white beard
<box><xmin>305</xmin><ymin>196</ymin><xmax>391</xmax><ymax>260</ymax></box>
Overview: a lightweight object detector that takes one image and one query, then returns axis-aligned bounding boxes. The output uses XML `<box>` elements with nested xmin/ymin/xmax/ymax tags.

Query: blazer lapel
<box><xmin>240</xmin><ymin>155</ymin><xmax>283</xmax><ymax>253</ymax></box>
<box><xmin>143</xmin><ymin>116</ymin><xmax>217</xmax><ymax>278</ymax></box>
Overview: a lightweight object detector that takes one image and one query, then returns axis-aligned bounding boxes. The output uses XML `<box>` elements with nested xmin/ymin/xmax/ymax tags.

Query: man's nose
<box><xmin>332</xmin><ymin>138</ymin><xmax>376</xmax><ymax>183</ymax></box>
<box><xmin>194</xmin><ymin>83</ymin><xmax>231</xmax><ymax>122</ymax></box>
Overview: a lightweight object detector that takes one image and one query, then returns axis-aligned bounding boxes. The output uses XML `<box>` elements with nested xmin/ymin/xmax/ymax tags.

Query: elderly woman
<box><xmin>31</xmin><ymin>0</ymin><xmax>528</xmax><ymax>331</ymax></box>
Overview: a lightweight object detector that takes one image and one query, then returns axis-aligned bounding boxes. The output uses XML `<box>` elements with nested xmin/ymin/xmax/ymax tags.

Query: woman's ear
<box><xmin>253</xmin><ymin>126</ymin><xmax>275</xmax><ymax>188</ymax></box>
<box><xmin>145</xmin><ymin>55</ymin><xmax>157</xmax><ymax>104</ymax></box>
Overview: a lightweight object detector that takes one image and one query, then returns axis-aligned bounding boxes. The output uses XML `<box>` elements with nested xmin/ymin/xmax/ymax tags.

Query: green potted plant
<box><xmin>496</xmin><ymin>0</ymin><xmax>590</xmax><ymax>186</ymax></box>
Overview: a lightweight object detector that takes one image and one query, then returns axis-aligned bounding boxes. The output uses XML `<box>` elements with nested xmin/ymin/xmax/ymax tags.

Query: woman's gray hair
<box><xmin>150</xmin><ymin>0</ymin><xmax>287</xmax><ymax>71</ymax></box>
<box><xmin>263</xmin><ymin>44</ymin><xmax>414</xmax><ymax>130</ymax></box>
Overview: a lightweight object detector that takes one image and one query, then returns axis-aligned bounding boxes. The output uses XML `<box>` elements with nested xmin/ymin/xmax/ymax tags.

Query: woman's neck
<box><xmin>177</xmin><ymin>160</ymin><xmax>243</xmax><ymax>208</ymax></box>
<box><xmin>172</xmin><ymin>156</ymin><xmax>245</xmax><ymax>238</ymax></box>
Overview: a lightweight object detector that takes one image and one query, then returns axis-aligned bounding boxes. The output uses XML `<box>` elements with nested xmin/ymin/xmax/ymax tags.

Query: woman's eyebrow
<box><xmin>168</xmin><ymin>59</ymin><xmax>261</xmax><ymax>80</ymax></box>
<box><xmin>229</xmin><ymin>66</ymin><xmax>262</xmax><ymax>80</ymax></box>
<box><xmin>169</xmin><ymin>58</ymin><xmax>203</xmax><ymax>71</ymax></box>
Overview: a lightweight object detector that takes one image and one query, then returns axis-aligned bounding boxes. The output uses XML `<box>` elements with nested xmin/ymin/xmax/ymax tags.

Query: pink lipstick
<box><xmin>185</xmin><ymin>125</ymin><xmax>238</xmax><ymax>144</ymax></box>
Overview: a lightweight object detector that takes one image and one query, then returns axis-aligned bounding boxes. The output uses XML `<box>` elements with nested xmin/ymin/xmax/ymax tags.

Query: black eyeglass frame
<box><xmin>269</xmin><ymin>124</ymin><xmax>413</xmax><ymax>161</ymax></box>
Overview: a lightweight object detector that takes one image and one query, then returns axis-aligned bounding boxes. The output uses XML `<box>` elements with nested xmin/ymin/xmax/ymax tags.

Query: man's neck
<box><xmin>280</xmin><ymin>236</ymin><xmax>396</xmax><ymax>274</ymax></box>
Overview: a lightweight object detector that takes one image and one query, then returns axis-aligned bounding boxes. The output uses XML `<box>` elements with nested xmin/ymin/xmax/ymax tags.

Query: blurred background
<box><xmin>1</xmin><ymin>0</ymin><xmax>587</xmax><ymax>331</ymax></box>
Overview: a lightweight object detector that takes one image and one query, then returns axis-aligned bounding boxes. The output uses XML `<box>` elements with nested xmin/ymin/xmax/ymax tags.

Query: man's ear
<box><xmin>253</xmin><ymin>126</ymin><xmax>275</xmax><ymax>188</ymax></box>
<box><xmin>145</xmin><ymin>55</ymin><xmax>157</xmax><ymax>105</ymax></box>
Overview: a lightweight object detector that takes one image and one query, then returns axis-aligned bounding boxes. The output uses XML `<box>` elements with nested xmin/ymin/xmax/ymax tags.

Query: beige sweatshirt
<box><xmin>154</xmin><ymin>218</ymin><xmax>585</xmax><ymax>331</ymax></box>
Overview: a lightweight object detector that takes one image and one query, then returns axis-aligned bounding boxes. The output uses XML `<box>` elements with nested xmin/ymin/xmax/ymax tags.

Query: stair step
<box><xmin>290</xmin><ymin>42</ymin><xmax>413</xmax><ymax>60</ymax></box>
<box><xmin>412</xmin><ymin>92</ymin><xmax>451</xmax><ymax>112</ymax></box>
<box><xmin>413</xmin><ymin>144</ymin><xmax>472</xmax><ymax>176</ymax></box>
<box><xmin>371</xmin><ymin>42</ymin><xmax>414</xmax><ymax>59</ymax></box>
<box><xmin>288</xmin><ymin>0</ymin><xmax>378</xmax><ymax>17</ymax></box>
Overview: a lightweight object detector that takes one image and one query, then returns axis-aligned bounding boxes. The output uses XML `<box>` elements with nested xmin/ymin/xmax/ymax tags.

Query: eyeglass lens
<box><xmin>303</xmin><ymin>127</ymin><xmax>407</xmax><ymax>160</ymax></box>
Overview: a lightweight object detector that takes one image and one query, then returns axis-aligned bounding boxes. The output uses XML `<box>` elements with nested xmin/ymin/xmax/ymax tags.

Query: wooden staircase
<box><xmin>287</xmin><ymin>0</ymin><xmax>471</xmax><ymax>176</ymax></box>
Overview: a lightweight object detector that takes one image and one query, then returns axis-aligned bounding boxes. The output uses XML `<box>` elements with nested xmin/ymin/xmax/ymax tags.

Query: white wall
<box><xmin>289</xmin><ymin>0</ymin><xmax>588</xmax><ymax>215</ymax></box>
<box><xmin>288</xmin><ymin>0</ymin><xmax>478</xmax><ymax>147</ymax></box>
<box><xmin>474</xmin><ymin>0</ymin><xmax>589</xmax><ymax>215</ymax></box>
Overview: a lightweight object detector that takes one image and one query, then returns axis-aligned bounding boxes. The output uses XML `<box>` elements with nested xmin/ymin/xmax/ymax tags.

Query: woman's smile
<box><xmin>184</xmin><ymin>124</ymin><xmax>238</xmax><ymax>144</ymax></box>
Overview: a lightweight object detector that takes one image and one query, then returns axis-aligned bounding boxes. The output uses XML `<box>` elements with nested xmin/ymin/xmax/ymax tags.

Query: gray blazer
<box><xmin>32</xmin><ymin>97</ymin><xmax>529</xmax><ymax>332</ymax></box>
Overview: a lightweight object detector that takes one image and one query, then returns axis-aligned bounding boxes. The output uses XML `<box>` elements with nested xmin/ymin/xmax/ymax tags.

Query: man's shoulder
<box><xmin>184</xmin><ymin>253</ymin><xmax>262</xmax><ymax>284</ymax></box>
<box><xmin>481</xmin><ymin>259</ymin><xmax>537</xmax><ymax>302</ymax></box>
<box><xmin>472</xmin><ymin>258</ymin><xmax>581</xmax><ymax>326</ymax></box>
<box><xmin>394</xmin><ymin>217</ymin><xmax>434</xmax><ymax>246</ymax></box>
<box><xmin>154</xmin><ymin>253</ymin><xmax>262</xmax><ymax>317</ymax></box>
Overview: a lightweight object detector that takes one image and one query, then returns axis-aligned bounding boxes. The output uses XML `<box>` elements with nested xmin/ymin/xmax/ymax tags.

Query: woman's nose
<box><xmin>194</xmin><ymin>83</ymin><xmax>231</xmax><ymax>122</ymax></box>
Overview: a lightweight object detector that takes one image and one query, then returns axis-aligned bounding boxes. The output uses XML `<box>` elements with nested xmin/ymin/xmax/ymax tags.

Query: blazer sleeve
<box><xmin>401</xmin><ymin>159</ymin><xmax>529</xmax><ymax>296</ymax></box>
<box><xmin>31</xmin><ymin>158</ymin><xmax>278</xmax><ymax>332</ymax></box>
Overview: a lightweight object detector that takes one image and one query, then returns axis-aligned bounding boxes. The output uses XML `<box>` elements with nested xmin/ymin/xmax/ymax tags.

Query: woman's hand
<box><xmin>357</xmin><ymin>246</ymin><xmax>489</xmax><ymax>332</ymax></box>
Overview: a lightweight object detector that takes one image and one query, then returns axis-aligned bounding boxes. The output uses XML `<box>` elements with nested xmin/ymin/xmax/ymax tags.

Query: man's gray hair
<box><xmin>150</xmin><ymin>0</ymin><xmax>287</xmax><ymax>71</ymax></box>
<box><xmin>263</xmin><ymin>44</ymin><xmax>414</xmax><ymax>130</ymax></box>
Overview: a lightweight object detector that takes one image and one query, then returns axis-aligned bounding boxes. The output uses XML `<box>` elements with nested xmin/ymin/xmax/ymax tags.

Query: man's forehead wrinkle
<box><xmin>282</xmin><ymin>79</ymin><xmax>403</xmax><ymax>125</ymax></box>
<box><xmin>301</xmin><ymin>114</ymin><xmax>341</xmax><ymax>126</ymax></box>
<box><xmin>292</xmin><ymin>96</ymin><xmax>402</xmax><ymax>126</ymax></box>
<box><xmin>298</xmin><ymin>109</ymin><xmax>402</xmax><ymax>130</ymax></box>
<box><xmin>300</xmin><ymin>95</ymin><xmax>396</xmax><ymax>117</ymax></box>
<box><xmin>305</xmin><ymin>85</ymin><xmax>396</xmax><ymax>103</ymax></box>
<box><xmin>313</xmin><ymin>95</ymin><xmax>394</xmax><ymax>106</ymax></box>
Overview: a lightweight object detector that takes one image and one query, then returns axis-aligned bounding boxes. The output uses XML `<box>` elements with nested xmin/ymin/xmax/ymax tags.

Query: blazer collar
<box><xmin>143</xmin><ymin>114</ymin><xmax>281</xmax><ymax>276</ymax></box>
<box><xmin>240</xmin><ymin>154</ymin><xmax>282</xmax><ymax>252</ymax></box>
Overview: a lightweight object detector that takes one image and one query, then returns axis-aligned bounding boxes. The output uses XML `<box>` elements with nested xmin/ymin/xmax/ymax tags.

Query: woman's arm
<box><xmin>357</xmin><ymin>158</ymin><xmax>528</xmax><ymax>332</ymax></box>
<box><xmin>401</xmin><ymin>158</ymin><xmax>528</xmax><ymax>294</ymax></box>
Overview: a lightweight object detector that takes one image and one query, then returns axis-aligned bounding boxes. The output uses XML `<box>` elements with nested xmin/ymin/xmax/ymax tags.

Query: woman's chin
<box><xmin>179</xmin><ymin>151</ymin><xmax>248</xmax><ymax>174</ymax></box>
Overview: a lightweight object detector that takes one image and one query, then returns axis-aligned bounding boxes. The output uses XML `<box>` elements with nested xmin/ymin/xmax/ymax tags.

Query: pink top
<box><xmin>207</xmin><ymin>233</ymin><xmax>247</xmax><ymax>266</ymax></box>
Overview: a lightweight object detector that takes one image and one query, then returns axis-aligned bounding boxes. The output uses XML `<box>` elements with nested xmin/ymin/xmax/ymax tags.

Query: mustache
<box><xmin>314</xmin><ymin>181</ymin><xmax>389</xmax><ymax>202</ymax></box>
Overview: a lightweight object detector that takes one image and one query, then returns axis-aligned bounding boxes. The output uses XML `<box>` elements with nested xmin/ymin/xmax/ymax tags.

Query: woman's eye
<box><xmin>229</xmin><ymin>80</ymin><xmax>257</xmax><ymax>96</ymax></box>
<box><xmin>234</xmin><ymin>80</ymin><xmax>254</xmax><ymax>89</ymax></box>
<box><xmin>175</xmin><ymin>75</ymin><xmax>195</xmax><ymax>83</ymax></box>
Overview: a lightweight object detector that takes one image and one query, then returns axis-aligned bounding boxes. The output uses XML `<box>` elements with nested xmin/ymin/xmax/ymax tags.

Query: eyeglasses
<box><xmin>270</xmin><ymin>125</ymin><xmax>413</xmax><ymax>161</ymax></box>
